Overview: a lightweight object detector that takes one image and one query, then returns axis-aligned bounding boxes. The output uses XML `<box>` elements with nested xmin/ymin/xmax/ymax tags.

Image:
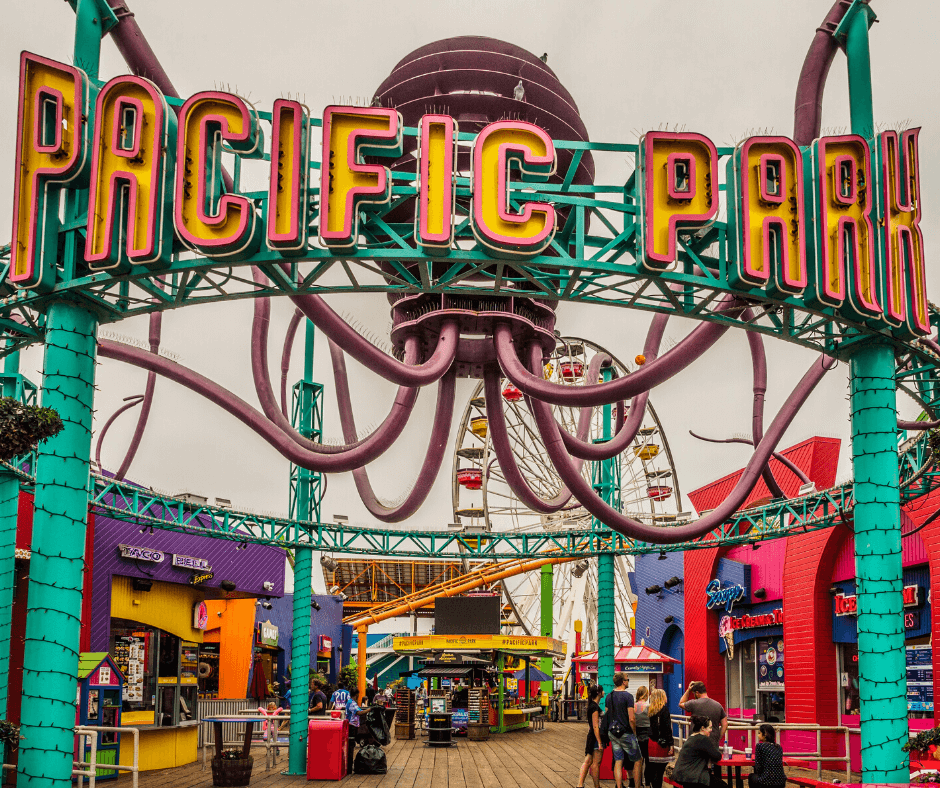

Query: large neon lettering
<box><xmin>85</xmin><ymin>75</ymin><xmax>176</xmax><ymax>271</ymax></box>
<box><xmin>807</xmin><ymin>135</ymin><xmax>879</xmax><ymax>319</ymax></box>
<box><xmin>471</xmin><ymin>120</ymin><xmax>556</xmax><ymax>260</ymax></box>
<box><xmin>318</xmin><ymin>106</ymin><xmax>403</xmax><ymax>250</ymax></box>
<box><xmin>267</xmin><ymin>99</ymin><xmax>310</xmax><ymax>254</ymax></box>
<box><xmin>10</xmin><ymin>52</ymin><xmax>89</xmax><ymax>291</ymax></box>
<box><xmin>879</xmin><ymin>129</ymin><xmax>929</xmax><ymax>337</ymax></box>
<box><xmin>175</xmin><ymin>91</ymin><xmax>263</xmax><ymax>259</ymax></box>
<box><xmin>728</xmin><ymin>136</ymin><xmax>806</xmax><ymax>297</ymax></box>
<box><xmin>415</xmin><ymin>114</ymin><xmax>458</xmax><ymax>255</ymax></box>
<box><xmin>639</xmin><ymin>131</ymin><xmax>718</xmax><ymax>270</ymax></box>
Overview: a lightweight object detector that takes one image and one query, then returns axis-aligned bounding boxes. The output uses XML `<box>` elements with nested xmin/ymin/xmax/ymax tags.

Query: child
<box><xmin>260</xmin><ymin>701</ymin><xmax>284</xmax><ymax>756</ymax></box>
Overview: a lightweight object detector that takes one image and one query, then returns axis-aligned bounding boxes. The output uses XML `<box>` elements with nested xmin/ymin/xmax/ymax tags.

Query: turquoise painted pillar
<box><xmin>540</xmin><ymin>563</ymin><xmax>553</xmax><ymax>697</ymax></box>
<box><xmin>18</xmin><ymin>302</ymin><xmax>98</xmax><ymax>786</ymax></box>
<box><xmin>849</xmin><ymin>345</ymin><xmax>907</xmax><ymax>780</ymax></box>
<box><xmin>595</xmin><ymin>365</ymin><xmax>616</xmax><ymax>691</ymax></box>
<box><xmin>842</xmin><ymin>4</ymin><xmax>908</xmax><ymax>781</ymax></box>
<box><xmin>0</xmin><ymin>470</ymin><xmax>18</xmax><ymax>719</ymax></box>
<box><xmin>287</xmin><ymin>546</ymin><xmax>313</xmax><ymax>774</ymax></box>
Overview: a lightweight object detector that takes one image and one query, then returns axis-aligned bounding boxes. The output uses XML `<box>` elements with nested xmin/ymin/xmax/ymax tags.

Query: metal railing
<box><xmin>201</xmin><ymin>711</ymin><xmax>298</xmax><ymax>772</ymax></box>
<box><xmin>671</xmin><ymin>716</ymin><xmax>856</xmax><ymax>783</ymax></box>
<box><xmin>74</xmin><ymin>725</ymin><xmax>141</xmax><ymax>788</ymax></box>
<box><xmin>198</xmin><ymin>698</ymin><xmax>267</xmax><ymax>747</ymax></box>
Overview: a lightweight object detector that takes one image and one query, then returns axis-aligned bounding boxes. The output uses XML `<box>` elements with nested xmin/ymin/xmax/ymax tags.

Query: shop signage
<box><xmin>189</xmin><ymin>571</ymin><xmax>214</xmax><ymax>585</ymax></box>
<box><xmin>11</xmin><ymin>54</ymin><xmax>929</xmax><ymax>339</ymax></box>
<box><xmin>393</xmin><ymin>634</ymin><xmax>566</xmax><ymax>656</ymax></box>
<box><xmin>705</xmin><ymin>579</ymin><xmax>747</xmax><ymax>612</ymax></box>
<box><xmin>834</xmin><ymin>584</ymin><xmax>920</xmax><ymax>616</ymax></box>
<box><xmin>118</xmin><ymin>544</ymin><xmax>164</xmax><ymax>563</ymax></box>
<box><xmin>620</xmin><ymin>662</ymin><xmax>661</xmax><ymax>673</ymax></box>
<box><xmin>258</xmin><ymin>621</ymin><xmax>279</xmax><ymax>647</ymax></box>
<box><xmin>719</xmin><ymin>608</ymin><xmax>783</xmax><ymax>632</ymax></box>
<box><xmin>172</xmin><ymin>553</ymin><xmax>211</xmax><ymax>571</ymax></box>
<box><xmin>319</xmin><ymin>636</ymin><xmax>332</xmax><ymax>652</ymax></box>
<box><xmin>193</xmin><ymin>601</ymin><xmax>209</xmax><ymax>630</ymax></box>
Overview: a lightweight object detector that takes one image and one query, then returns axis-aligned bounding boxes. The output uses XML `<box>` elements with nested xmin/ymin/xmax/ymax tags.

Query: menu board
<box><xmin>112</xmin><ymin>632</ymin><xmax>149</xmax><ymax>703</ymax></box>
<box><xmin>757</xmin><ymin>638</ymin><xmax>785</xmax><ymax>689</ymax></box>
<box><xmin>181</xmin><ymin>641</ymin><xmax>199</xmax><ymax>686</ymax></box>
<box><xmin>907</xmin><ymin>644</ymin><xmax>933</xmax><ymax>712</ymax></box>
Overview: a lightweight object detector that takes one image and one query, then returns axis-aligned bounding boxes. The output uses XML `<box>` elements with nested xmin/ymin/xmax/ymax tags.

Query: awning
<box><xmin>574</xmin><ymin>644</ymin><xmax>679</xmax><ymax>667</ymax></box>
<box><xmin>418</xmin><ymin>666</ymin><xmax>476</xmax><ymax>678</ymax></box>
<box><xmin>509</xmin><ymin>666</ymin><xmax>551</xmax><ymax>682</ymax></box>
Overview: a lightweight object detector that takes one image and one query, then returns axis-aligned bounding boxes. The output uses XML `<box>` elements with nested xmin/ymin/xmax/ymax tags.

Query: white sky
<box><xmin>2</xmin><ymin>1</ymin><xmax>939</xmax><ymax>595</ymax></box>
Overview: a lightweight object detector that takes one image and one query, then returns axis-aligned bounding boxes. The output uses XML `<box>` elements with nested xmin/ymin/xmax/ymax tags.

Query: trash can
<box><xmin>427</xmin><ymin>712</ymin><xmax>453</xmax><ymax>747</ymax></box>
<box><xmin>383</xmin><ymin>705</ymin><xmax>397</xmax><ymax>732</ymax></box>
<box><xmin>307</xmin><ymin>719</ymin><xmax>349</xmax><ymax>780</ymax></box>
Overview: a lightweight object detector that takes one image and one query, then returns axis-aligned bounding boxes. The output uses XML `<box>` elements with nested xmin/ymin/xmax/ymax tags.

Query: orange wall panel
<box><xmin>205</xmin><ymin>599</ymin><xmax>256</xmax><ymax>698</ymax></box>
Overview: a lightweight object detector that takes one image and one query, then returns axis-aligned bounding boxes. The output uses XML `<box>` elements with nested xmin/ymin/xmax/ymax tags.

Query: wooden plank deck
<box><xmin>128</xmin><ymin>723</ymin><xmax>589</xmax><ymax>788</ymax></box>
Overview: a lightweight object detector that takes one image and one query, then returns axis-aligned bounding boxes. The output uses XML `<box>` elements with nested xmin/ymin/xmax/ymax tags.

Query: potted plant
<box><xmin>904</xmin><ymin>727</ymin><xmax>940</xmax><ymax>762</ymax></box>
<box><xmin>211</xmin><ymin>748</ymin><xmax>254</xmax><ymax>787</ymax></box>
<box><xmin>0</xmin><ymin>398</ymin><xmax>63</xmax><ymax>463</ymax></box>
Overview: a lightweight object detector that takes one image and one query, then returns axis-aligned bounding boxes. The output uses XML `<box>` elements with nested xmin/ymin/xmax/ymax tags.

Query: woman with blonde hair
<box><xmin>646</xmin><ymin>688</ymin><xmax>675</xmax><ymax>788</ymax></box>
<box><xmin>635</xmin><ymin>685</ymin><xmax>651</xmax><ymax>786</ymax></box>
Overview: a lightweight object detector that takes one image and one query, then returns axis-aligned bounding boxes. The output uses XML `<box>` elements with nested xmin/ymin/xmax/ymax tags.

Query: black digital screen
<box><xmin>435</xmin><ymin>595</ymin><xmax>500</xmax><ymax>635</ymax></box>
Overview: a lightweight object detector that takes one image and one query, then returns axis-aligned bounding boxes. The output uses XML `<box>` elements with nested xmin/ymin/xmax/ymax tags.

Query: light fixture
<box><xmin>320</xmin><ymin>555</ymin><xmax>338</xmax><ymax>572</ymax></box>
<box><xmin>261</xmin><ymin>601</ymin><xmax>272</xmax><ymax>610</ymax></box>
<box><xmin>339</xmin><ymin>592</ymin><xmax>348</xmax><ymax>601</ymax></box>
<box><xmin>139</xmin><ymin>525</ymin><xmax>154</xmax><ymax>535</ymax></box>
<box><xmin>263</xmin><ymin>581</ymin><xmax>275</xmax><ymax>591</ymax></box>
<box><xmin>798</xmin><ymin>481</ymin><xmax>817</xmax><ymax>496</ymax></box>
<box><xmin>311</xmin><ymin>600</ymin><xmax>321</xmax><ymax>612</ymax></box>
<box><xmin>329</xmin><ymin>585</ymin><xmax>340</xmax><ymax>594</ymax></box>
<box><xmin>664</xmin><ymin>615</ymin><xmax>675</xmax><ymax>624</ymax></box>
<box><xmin>753</xmin><ymin>588</ymin><xmax>767</xmax><ymax>599</ymax></box>
<box><xmin>657</xmin><ymin>550</ymin><xmax>667</xmax><ymax>560</ymax></box>
<box><xmin>572</xmin><ymin>559</ymin><xmax>590</xmax><ymax>578</ymax></box>
<box><xmin>132</xmin><ymin>578</ymin><xmax>153</xmax><ymax>592</ymax></box>
<box><xmin>220</xmin><ymin>580</ymin><xmax>237</xmax><ymax>593</ymax></box>
<box><xmin>645</xmin><ymin>584</ymin><xmax>662</xmax><ymax>596</ymax></box>
<box><xmin>333</xmin><ymin>514</ymin><xmax>349</xmax><ymax>523</ymax></box>
<box><xmin>663</xmin><ymin>576</ymin><xmax>682</xmax><ymax>589</ymax></box>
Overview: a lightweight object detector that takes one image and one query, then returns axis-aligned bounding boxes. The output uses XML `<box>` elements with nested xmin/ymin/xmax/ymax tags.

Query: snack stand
<box><xmin>393</xmin><ymin>634</ymin><xmax>565</xmax><ymax>735</ymax></box>
<box><xmin>572</xmin><ymin>643</ymin><xmax>678</xmax><ymax>692</ymax></box>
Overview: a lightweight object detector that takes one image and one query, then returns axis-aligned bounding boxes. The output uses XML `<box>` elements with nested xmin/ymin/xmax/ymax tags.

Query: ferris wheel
<box><xmin>451</xmin><ymin>337</ymin><xmax>682</xmax><ymax>654</ymax></box>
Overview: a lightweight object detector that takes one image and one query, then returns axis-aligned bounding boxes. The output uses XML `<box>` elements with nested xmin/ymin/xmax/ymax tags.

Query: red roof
<box><xmin>687</xmin><ymin>436</ymin><xmax>841</xmax><ymax>514</ymax></box>
<box><xmin>574</xmin><ymin>645</ymin><xmax>679</xmax><ymax>665</ymax></box>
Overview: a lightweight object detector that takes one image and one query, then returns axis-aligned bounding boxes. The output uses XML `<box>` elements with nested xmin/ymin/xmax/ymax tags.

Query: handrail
<box><xmin>74</xmin><ymin>726</ymin><xmax>141</xmax><ymax>788</ymax></box>
<box><xmin>671</xmin><ymin>715</ymin><xmax>855</xmax><ymax>783</ymax></box>
<box><xmin>204</xmin><ymin>712</ymin><xmax>296</xmax><ymax>771</ymax></box>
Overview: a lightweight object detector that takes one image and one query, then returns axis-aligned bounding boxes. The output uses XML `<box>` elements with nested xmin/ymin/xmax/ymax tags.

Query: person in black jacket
<box><xmin>672</xmin><ymin>716</ymin><xmax>722</xmax><ymax>788</ymax></box>
<box><xmin>748</xmin><ymin>724</ymin><xmax>786</xmax><ymax>788</ymax></box>
<box><xmin>646</xmin><ymin>689</ymin><xmax>675</xmax><ymax>788</ymax></box>
<box><xmin>577</xmin><ymin>684</ymin><xmax>605</xmax><ymax>788</ymax></box>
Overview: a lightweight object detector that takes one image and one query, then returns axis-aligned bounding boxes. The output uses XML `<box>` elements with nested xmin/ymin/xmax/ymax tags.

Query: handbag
<box><xmin>609</xmin><ymin>718</ymin><xmax>627</xmax><ymax>738</ymax></box>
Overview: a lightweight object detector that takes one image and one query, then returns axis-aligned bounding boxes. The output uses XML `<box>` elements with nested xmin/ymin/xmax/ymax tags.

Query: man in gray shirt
<box><xmin>680</xmin><ymin>681</ymin><xmax>728</xmax><ymax>747</ymax></box>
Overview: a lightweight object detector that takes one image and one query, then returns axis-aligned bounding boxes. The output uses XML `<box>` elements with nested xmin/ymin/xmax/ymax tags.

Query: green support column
<box><xmin>540</xmin><ymin>563</ymin><xmax>553</xmax><ymax>697</ymax></box>
<box><xmin>496</xmin><ymin>651</ymin><xmax>505</xmax><ymax>732</ymax></box>
<box><xmin>287</xmin><ymin>546</ymin><xmax>313</xmax><ymax>775</ymax></box>
<box><xmin>840</xmin><ymin>4</ymin><xmax>908</xmax><ymax>781</ymax></box>
<box><xmin>0</xmin><ymin>470</ymin><xmax>18</xmax><ymax>719</ymax></box>
<box><xmin>18</xmin><ymin>302</ymin><xmax>98</xmax><ymax>787</ymax></box>
<box><xmin>595</xmin><ymin>365</ymin><xmax>617</xmax><ymax>692</ymax></box>
<box><xmin>849</xmin><ymin>346</ymin><xmax>908</xmax><ymax>780</ymax></box>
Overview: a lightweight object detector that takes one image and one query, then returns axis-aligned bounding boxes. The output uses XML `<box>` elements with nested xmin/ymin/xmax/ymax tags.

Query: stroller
<box><xmin>353</xmin><ymin>705</ymin><xmax>391</xmax><ymax>774</ymax></box>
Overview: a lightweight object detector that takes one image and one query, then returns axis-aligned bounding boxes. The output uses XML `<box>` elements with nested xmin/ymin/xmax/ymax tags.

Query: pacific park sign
<box><xmin>10</xmin><ymin>52</ymin><xmax>929</xmax><ymax>338</ymax></box>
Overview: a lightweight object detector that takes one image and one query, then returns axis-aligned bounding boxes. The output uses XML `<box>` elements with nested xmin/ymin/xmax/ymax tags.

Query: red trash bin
<box><xmin>307</xmin><ymin>719</ymin><xmax>349</xmax><ymax>780</ymax></box>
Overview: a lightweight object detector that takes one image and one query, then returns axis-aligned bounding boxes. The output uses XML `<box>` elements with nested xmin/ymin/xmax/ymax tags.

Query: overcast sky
<box><xmin>2</xmin><ymin>1</ymin><xmax>939</xmax><ymax>592</ymax></box>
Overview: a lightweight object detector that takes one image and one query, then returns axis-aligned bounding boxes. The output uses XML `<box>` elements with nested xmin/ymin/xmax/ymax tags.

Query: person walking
<box><xmin>635</xmin><ymin>685</ymin><xmax>652</xmax><ymax>786</ymax></box>
<box><xmin>309</xmin><ymin>681</ymin><xmax>328</xmax><ymax>716</ymax></box>
<box><xmin>672</xmin><ymin>716</ymin><xmax>722</xmax><ymax>788</ymax></box>
<box><xmin>646</xmin><ymin>689</ymin><xmax>674</xmax><ymax>788</ymax></box>
<box><xmin>747</xmin><ymin>724</ymin><xmax>786</xmax><ymax>788</ymax></box>
<box><xmin>577</xmin><ymin>684</ymin><xmax>605</xmax><ymax>788</ymax></box>
<box><xmin>606</xmin><ymin>672</ymin><xmax>643</xmax><ymax>788</ymax></box>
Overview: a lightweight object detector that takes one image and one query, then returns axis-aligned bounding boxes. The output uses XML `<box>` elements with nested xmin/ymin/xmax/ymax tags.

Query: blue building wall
<box><xmin>634</xmin><ymin>551</ymin><xmax>686</xmax><ymax>714</ymax></box>
<box><xmin>252</xmin><ymin>593</ymin><xmax>347</xmax><ymax>693</ymax></box>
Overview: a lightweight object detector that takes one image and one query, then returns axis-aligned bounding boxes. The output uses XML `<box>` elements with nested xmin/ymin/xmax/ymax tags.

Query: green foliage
<box><xmin>904</xmin><ymin>725</ymin><xmax>940</xmax><ymax>754</ymax></box>
<box><xmin>0</xmin><ymin>397</ymin><xmax>63</xmax><ymax>463</ymax></box>
<box><xmin>0</xmin><ymin>720</ymin><xmax>21</xmax><ymax>751</ymax></box>
<box><xmin>339</xmin><ymin>660</ymin><xmax>359</xmax><ymax>692</ymax></box>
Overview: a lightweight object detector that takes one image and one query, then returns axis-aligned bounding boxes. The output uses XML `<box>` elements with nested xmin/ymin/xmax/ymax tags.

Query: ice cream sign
<box><xmin>705</xmin><ymin>579</ymin><xmax>747</xmax><ymax>612</ymax></box>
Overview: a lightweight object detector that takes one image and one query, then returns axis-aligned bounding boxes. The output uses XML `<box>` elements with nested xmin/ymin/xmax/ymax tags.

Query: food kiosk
<box><xmin>393</xmin><ymin>634</ymin><xmax>565</xmax><ymax>734</ymax></box>
<box><xmin>572</xmin><ymin>643</ymin><xmax>678</xmax><ymax>693</ymax></box>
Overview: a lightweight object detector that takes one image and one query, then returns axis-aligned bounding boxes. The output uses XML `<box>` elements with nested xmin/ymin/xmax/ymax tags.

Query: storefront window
<box><xmin>742</xmin><ymin>641</ymin><xmax>757</xmax><ymax>713</ymax></box>
<box><xmin>109</xmin><ymin>619</ymin><xmax>198</xmax><ymax>727</ymax></box>
<box><xmin>838</xmin><ymin>643</ymin><xmax>860</xmax><ymax>716</ymax></box>
<box><xmin>756</xmin><ymin>638</ymin><xmax>784</xmax><ymax>722</ymax></box>
<box><xmin>726</xmin><ymin>650</ymin><xmax>743</xmax><ymax>710</ymax></box>
<box><xmin>198</xmin><ymin>643</ymin><xmax>220</xmax><ymax>699</ymax></box>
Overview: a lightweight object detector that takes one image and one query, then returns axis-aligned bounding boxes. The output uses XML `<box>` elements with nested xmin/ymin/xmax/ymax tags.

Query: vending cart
<box><xmin>76</xmin><ymin>652</ymin><xmax>125</xmax><ymax>780</ymax></box>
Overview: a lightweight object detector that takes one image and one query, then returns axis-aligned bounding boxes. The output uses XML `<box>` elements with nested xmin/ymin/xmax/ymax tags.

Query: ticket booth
<box><xmin>76</xmin><ymin>652</ymin><xmax>125</xmax><ymax>779</ymax></box>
